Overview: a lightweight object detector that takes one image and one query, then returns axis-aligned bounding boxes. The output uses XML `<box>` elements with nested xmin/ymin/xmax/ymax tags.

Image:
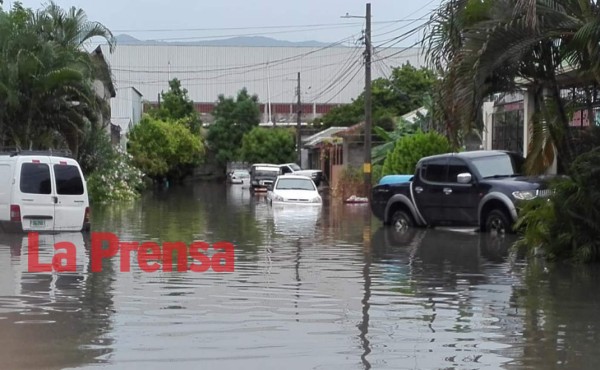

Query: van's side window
<box><xmin>20</xmin><ymin>163</ymin><xmax>51</xmax><ymax>194</ymax></box>
<box><xmin>54</xmin><ymin>165</ymin><xmax>84</xmax><ymax>195</ymax></box>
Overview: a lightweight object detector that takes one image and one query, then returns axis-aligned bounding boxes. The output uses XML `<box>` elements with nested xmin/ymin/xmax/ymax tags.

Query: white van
<box><xmin>0</xmin><ymin>150</ymin><xmax>90</xmax><ymax>233</ymax></box>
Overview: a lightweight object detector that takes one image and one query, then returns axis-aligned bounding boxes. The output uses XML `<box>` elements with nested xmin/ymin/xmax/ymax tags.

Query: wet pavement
<box><xmin>0</xmin><ymin>182</ymin><xmax>599</xmax><ymax>369</ymax></box>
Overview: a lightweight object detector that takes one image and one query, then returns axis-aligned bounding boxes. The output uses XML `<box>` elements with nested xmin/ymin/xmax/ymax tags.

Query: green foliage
<box><xmin>318</xmin><ymin>63</ymin><xmax>437</xmax><ymax>128</ymax></box>
<box><xmin>206</xmin><ymin>88</ymin><xmax>261</xmax><ymax>168</ymax></box>
<box><xmin>0</xmin><ymin>1</ymin><xmax>115</xmax><ymax>155</ymax></box>
<box><xmin>78</xmin><ymin>122</ymin><xmax>115</xmax><ymax>175</ymax></box>
<box><xmin>381</xmin><ymin>130</ymin><xmax>452</xmax><ymax>176</ymax></box>
<box><xmin>371</xmin><ymin>119</ymin><xmax>420</xmax><ymax>166</ymax></box>
<box><xmin>127</xmin><ymin>115</ymin><xmax>205</xmax><ymax>181</ymax></box>
<box><xmin>515</xmin><ymin>148</ymin><xmax>600</xmax><ymax>263</ymax></box>
<box><xmin>240</xmin><ymin>127</ymin><xmax>296</xmax><ymax>164</ymax></box>
<box><xmin>147</xmin><ymin>78</ymin><xmax>202</xmax><ymax>133</ymax></box>
<box><xmin>86</xmin><ymin>146</ymin><xmax>144</xmax><ymax>204</ymax></box>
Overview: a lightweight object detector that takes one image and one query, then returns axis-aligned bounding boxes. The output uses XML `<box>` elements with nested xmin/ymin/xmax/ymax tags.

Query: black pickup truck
<box><xmin>371</xmin><ymin>150</ymin><xmax>553</xmax><ymax>234</ymax></box>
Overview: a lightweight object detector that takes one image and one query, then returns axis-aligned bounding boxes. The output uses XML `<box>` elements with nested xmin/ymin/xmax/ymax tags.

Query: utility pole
<box><xmin>296</xmin><ymin>72</ymin><xmax>302</xmax><ymax>165</ymax></box>
<box><xmin>364</xmin><ymin>3</ymin><xmax>372</xmax><ymax>200</ymax></box>
<box><xmin>342</xmin><ymin>3</ymin><xmax>372</xmax><ymax>200</ymax></box>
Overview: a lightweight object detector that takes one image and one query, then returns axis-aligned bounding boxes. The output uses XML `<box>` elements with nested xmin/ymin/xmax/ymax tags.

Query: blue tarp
<box><xmin>378</xmin><ymin>174</ymin><xmax>413</xmax><ymax>185</ymax></box>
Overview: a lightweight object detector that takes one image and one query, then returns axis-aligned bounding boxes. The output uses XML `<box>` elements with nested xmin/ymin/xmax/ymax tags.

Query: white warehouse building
<box><xmin>100</xmin><ymin>42</ymin><xmax>426</xmax><ymax>125</ymax></box>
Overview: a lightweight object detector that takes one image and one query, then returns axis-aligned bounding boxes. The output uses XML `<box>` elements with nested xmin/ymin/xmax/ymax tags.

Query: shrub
<box><xmin>381</xmin><ymin>130</ymin><xmax>452</xmax><ymax>177</ymax></box>
<box><xmin>87</xmin><ymin>146</ymin><xmax>145</xmax><ymax>203</ymax></box>
<box><xmin>515</xmin><ymin>148</ymin><xmax>600</xmax><ymax>263</ymax></box>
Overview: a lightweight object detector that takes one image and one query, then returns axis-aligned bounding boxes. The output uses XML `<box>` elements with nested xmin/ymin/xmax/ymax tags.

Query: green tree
<box><xmin>0</xmin><ymin>2</ymin><xmax>115</xmax><ymax>155</ymax></box>
<box><xmin>318</xmin><ymin>63</ymin><xmax>437</xmax><ymax>128</ymax></box>
<box><xmin>127</xmin><ymin>115</ymin><xmax>205</xmax><ymax>182</ymax></box>
<box><xmin>423</xmin><ymin>0</ymin><xmax>600</xmax><ymax>171</ymax></box>
<box><xmin>240</xmin><ymin>127</ymin><xmax>296</xmax><ymax>164</ymax></box>
<box><xmin>148</xmin><ymin>78</ymin><xmax>202</xmax><ymax>133</ymax></box>
<box><xmin>381</xmin><ymin>130</ymin><xmax>452</xmax><ymax>177</ymax></box>
<box><xmin>206</xmin><ymin>88</ymin><xmax>261</xmax><ymax>169</ymax></box>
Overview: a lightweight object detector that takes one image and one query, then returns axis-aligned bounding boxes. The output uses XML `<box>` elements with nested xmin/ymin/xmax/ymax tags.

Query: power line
<box><xmin>112</xmin><ymin>19</ymin><xmax>429</xmax><ymax>33</ymax></box>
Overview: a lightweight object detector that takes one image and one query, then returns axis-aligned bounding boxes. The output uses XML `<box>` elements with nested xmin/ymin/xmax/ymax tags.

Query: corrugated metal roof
<box><xmin>100</xmin><ymin>44</ymin><xmax>425</xmax><ymax>105</ymax></box>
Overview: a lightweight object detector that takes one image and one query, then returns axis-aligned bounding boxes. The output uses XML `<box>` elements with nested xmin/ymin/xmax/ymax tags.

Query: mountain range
<box><xmin>114</xmin><ymin>34</ymin><xmax>330</xmax><ymax>47</ymax></box>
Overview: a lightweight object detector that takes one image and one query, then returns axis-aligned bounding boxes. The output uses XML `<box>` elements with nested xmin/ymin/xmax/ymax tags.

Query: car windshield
<box><xmin>234</xmin><ymin>171</ymin><xmax>249</xmax><ymax>177</ymax></box>
<box><xmin>289</xmin><ymin>163</ymin><xmax>302</xmax><ymax>171</ymax></box>
<box><xmin>471</xmin><ymin>154</ymin><xmax>523</xmax><ymax>178</ymax></box>
<box><xmin>276</xmin><ymin>178</ymin><xmax>315</xmax><ymax>190</ymax></box>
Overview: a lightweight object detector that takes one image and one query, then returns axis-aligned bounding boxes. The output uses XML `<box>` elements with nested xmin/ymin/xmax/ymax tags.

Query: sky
<box><xmin>7</xmin><ymin>0</ymin><xmax>445</xmax><ymax>46</ymax></box>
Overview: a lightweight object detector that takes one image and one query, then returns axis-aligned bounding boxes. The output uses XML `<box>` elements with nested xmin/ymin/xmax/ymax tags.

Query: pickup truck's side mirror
<box><xmin>457</xmin><ymin>172</ymin><xmax>472</xmax><ymax>184</ymax></box>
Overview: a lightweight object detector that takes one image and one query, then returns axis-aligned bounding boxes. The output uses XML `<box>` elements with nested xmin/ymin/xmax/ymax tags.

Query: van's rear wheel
<box><xmin>484</xmin><ymin>209</ymin><xmax>511</xmax><ymax>235</ymax></box>
<box><xmin>391</xmin><ymin>210</ymin><xmax>414</xmax><ymax>232</ymax></box>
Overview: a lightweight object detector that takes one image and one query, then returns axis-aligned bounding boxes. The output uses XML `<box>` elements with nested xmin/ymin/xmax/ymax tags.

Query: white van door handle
<box><xmin>52</xmin><ymin>196</ymin><xmax>58</xmax><ymax>204</ymax></box>
<box><xmin>414</xmin><ymin>186</ymin><xmax>423</xmax><ymax>193</ymax></box>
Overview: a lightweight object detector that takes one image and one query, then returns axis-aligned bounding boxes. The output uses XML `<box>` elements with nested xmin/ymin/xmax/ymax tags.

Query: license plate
<box><xmin>31</xmin><ymin>219</ymin><xmax>45</xmax><ymax>227</ymax></box>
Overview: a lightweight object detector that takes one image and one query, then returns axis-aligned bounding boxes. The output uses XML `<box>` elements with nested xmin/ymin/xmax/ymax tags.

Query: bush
<box><xmin>515</xmin><ymin>148</ymin><xmax>600</xmax><ymax>263</ymax></box>
<box><xmin>381</xmin><ymin>130</ymin><xmax>452</xmax><ymax>176</ymax></box>
<box><xmin>86</xmin><ymin>146</ymin><xmax>145</xmax><ymax>203</ymax></box>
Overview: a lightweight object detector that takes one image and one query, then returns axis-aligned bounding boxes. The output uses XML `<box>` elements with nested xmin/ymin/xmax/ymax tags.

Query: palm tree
<box><xmin>423</xmin><ymin>0</ymin><xmax>600</xmax><ymax>174</ymax></box>
<box><xmin>0</xmin><ymin>2</ymin><xmax>115</xmax><ymax>155</ymax></box>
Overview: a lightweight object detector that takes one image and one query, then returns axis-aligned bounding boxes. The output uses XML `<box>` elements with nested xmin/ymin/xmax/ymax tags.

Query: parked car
<box><xmin>266</xmin><ymin>174</ymin><xmax>322</xmax><ymax>204</ymax></box>
<box><xmin>0</xmin><ymin>150</ymin><xmax>90</xmax><ymax>233</ymax></box>
<box><xmin>278</xmin><ymin>163</ymin><xmax>324</xmax><ymax>187</ymax></box>
<box><xmin>371</xmin><ymin>150</ymin><xmax>553</xmax><ymax>234</ymax></box>
<box><xmin>249</xmin><ymin>163</ymin><xmax>280</xmax><ymax>192</ymax></box>
<box><xmin>228</xmin><ymin>169</ymin><xmax>250</xmax><ymax>184</ymax></box>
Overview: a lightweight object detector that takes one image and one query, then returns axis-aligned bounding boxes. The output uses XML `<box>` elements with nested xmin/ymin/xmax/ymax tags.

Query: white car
<box><xmin>228</xmin><ymin>169</ymin><xmax>250</xmax><ymax>184</ymax></box>
<box><xmin>267</xmin><ymin>175</ymin><xmax>322</xmax><ymax>204</ymax></box>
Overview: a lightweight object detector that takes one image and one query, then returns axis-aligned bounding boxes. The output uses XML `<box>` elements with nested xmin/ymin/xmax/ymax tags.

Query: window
<box><xmin>447</xmin><ymin>158</ymin><xmax>470</xmax><ymax>183</ymax></box>
<box><xmin>471</xmin><ymin>154</ymin><xmax>520</xmax><ymax>178</ymax></box>
<box><xmin>20</xmin><ymin>163</ymin><xmax>51</xmax><ymax>194</ymax></box>
<box><xmin>289</xmin><ymin>163</ymin><xmax>301</xmax><ymax>171</ymax></box>
<box><xmin>276</xmin><ymin>178</ymin><xmax>315</xmax><ymax>190</ymax></box>
<box><xmin>280</xmin><ymin>166</ymin><xmax>293</xmax><ymax>174</ymax></box>
<box><xmin>54</xmin><ymin>165</ymin><xmax>84</xmax><ymax>195</ymax></box>
<box><xmin>421</xmin><ymin>159</ymin><xmax>447</xmax><ymax>183</ymax></box>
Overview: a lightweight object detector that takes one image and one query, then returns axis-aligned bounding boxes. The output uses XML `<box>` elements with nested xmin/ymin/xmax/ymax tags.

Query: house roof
<box><xmin>303</xmin><ymin>126</ymin><xmax>347</xmax><ymax>148</ymax></box>
<box><xmin>334</xmin><ymin>122</ymin><xmax>364</xmax><ymax>138</ymax></box>
<box><xmin>90</xmin><ymin>45</ymin><xmax>116</xmax><ymax>98</ymax></box>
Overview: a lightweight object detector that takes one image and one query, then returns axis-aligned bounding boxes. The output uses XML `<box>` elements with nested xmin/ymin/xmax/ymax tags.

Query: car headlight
<box><xmin>513</xmin><ymin>190</ymin><xmax>537</xmax><ymax>200</ymax></box>
<box><xmin>311</xmin><ymin>196</ymin><xmax>321</xmax><ymax>203</ymax></box>
<box><xmin>274</xmin><ymin>194</ymin><xmax>284</xmax><ymax>201</ymax></box>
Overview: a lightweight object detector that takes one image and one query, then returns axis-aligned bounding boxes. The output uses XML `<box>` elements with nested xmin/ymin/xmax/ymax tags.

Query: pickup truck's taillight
<box><xmin>10</xmin><ymin>204</ymin><xmax>21</xmax><ymax>222</ymax></box>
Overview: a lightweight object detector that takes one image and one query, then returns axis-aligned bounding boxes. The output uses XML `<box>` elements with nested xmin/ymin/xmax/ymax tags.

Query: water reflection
<box><xmin>0</xmin><ymin>232</ymin><xmax>114</xmax><ymax>370</ymax></box>
<box><xmin>1</xmin><ymin>184</ymin><xmax>600</xmax><ymax>369</ymax></box>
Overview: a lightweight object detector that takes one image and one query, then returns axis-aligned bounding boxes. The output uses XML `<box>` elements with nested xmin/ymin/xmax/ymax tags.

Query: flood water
<box><xmin>1</xmin><ymin>182</ymin><xmax>599</xmax><ymax>369</ymax></box>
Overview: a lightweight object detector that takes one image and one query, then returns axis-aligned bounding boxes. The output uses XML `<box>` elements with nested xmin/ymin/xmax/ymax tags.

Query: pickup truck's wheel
<box><xmin>485</xmin><ymin>209</ymin><xmax>511</xmax><ymax>235</ymax></box>
<box><xmin>391</xmin><ymin>210</ymin><xmax>414</xmax><ymax>232</ymax></box>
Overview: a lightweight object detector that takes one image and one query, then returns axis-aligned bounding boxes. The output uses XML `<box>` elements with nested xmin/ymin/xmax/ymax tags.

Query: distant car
<box><xmin>278</xmin><ymin>163</ymin><xmax>324</xmax><ymax>187</ymax></box>
<box><xmin>228</xmin><ymin>169</ymin><xmax>250</xmax><ymax>184</ymax></box>
<box><xmin>267</xmin><ymin>175</ymin><xmax>322</xmax><ymax>205</ymax></box>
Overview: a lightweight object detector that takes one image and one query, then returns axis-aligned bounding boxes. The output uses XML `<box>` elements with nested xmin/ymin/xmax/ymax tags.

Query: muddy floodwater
<box><xmin>0</xmin><ymin>183</ymin><xmax>599</xmax><ymax>369</ymax></box>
